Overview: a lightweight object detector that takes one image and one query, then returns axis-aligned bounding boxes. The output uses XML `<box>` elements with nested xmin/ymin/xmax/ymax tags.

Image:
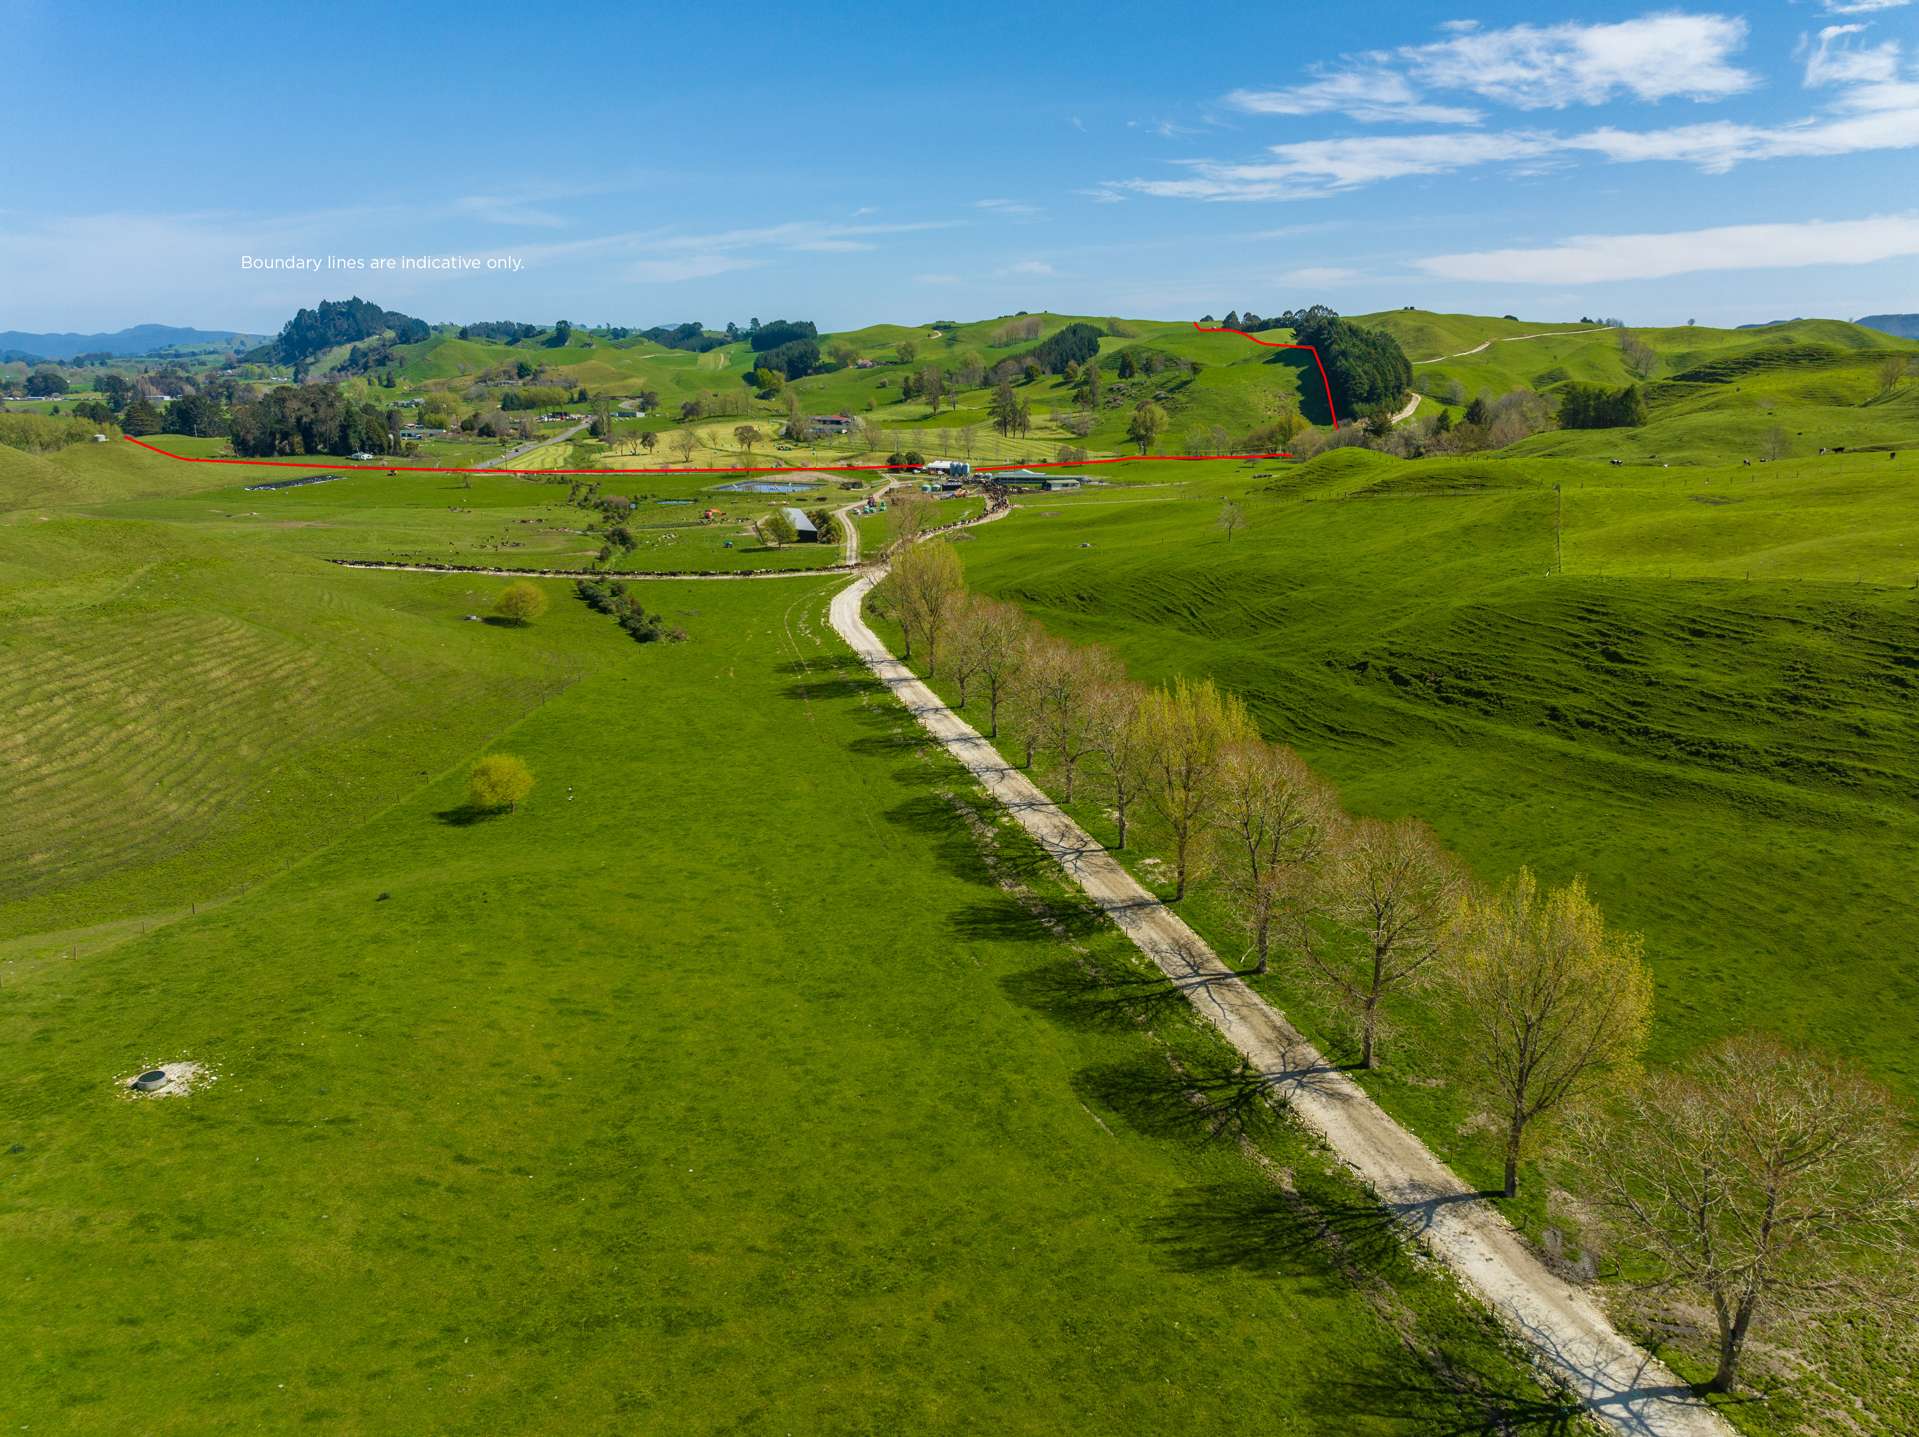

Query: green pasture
<box><xmin>0</xmin><ymin>551</ymin><xmax>1555</xmax><ymax>1433</ymax></box>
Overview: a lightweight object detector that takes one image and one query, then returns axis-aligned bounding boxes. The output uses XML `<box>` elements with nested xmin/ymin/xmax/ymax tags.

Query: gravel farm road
<box><xmin>827</xmin><ymin>552</ymin><xmax>1733</xmax><ymax>1437</ymax></box>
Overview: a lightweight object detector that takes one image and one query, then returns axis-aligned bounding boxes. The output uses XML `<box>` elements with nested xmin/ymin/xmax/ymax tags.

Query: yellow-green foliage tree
<box><xmin>494</xmin><ymin>581</ymin><xmax>548</xmax><ymax>625</ymax></box>
<box><xmin>1449</xmin><ymin>870</ymin><xmax>1654</xmax><ymax>1198</ymax></box>
<box><xmin>1137</xmin><ymin>676</ymin><xmax>1254</xmax><ymax>900</ymax></box>
<box><xmin>468</xmin><ymin>754</ymin><xmax>534</xmax><ymax>813</ymax></box>
<box><xmin>759</xmin><ymin>510</ymin><xmax>797</xmax><ymax>548</ymax></box>
<box><xmin>886</xmin><ymin>537</ymin><xmax>964</xmax><ymax>672</ymax></box>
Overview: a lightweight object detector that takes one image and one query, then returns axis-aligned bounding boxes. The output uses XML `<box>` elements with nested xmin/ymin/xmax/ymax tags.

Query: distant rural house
<box><xmin>806</xmin><ymin>413</ymin><xmax>857</xmax><ymax>437</ymax></box>
<box><xmin>854</xmin><ymin>358</ymin><xmax>877</xmax><ymax>369</ymax></box>
<box><xmin>783</xmin><ymin>507</ymin><xmax>819</xmax><ymax>542</ymax></box>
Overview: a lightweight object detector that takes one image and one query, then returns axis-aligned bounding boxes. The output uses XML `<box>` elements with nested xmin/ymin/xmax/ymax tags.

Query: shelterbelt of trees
<box><xmin>245</xmin><ymin>297</ymin><xmax>428</xmax><ymax>366</ymax></box>
<box><xmin>868</xmin><ymin>517</ymin><xmax>1919</xmax><ymax>1401</ymax></box>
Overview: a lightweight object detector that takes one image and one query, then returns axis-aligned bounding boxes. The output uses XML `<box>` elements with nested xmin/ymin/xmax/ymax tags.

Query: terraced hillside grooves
<box><xmin>0</xmin><ymin>518</ymin><xmax>579</xmax><ymax>939</ymax></box>
<box><xmin>948</xmin><ymin>457</ymin><xmax>1919</xmax><ymax>1112</ymax></box>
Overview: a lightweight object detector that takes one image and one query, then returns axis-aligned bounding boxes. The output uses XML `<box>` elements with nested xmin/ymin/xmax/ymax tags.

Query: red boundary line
<box><xmin>1189</xmin><ymin>322</ymin><xmax>1340</xmax><ymax>430</ymax></box>
<box><xmin>119</xmin><ymin>325</ymin><xmax>1328</xmax><ymax>477</ymax></box>
<box><xmin>120</xmin><ymin>434</ymin><xmax>1296</xmax><ymax>476</ymax></box>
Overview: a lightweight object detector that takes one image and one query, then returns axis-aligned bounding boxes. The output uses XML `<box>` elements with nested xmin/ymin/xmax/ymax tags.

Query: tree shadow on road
<box><xmin>952</xmin><ymin>895</ymin><xmax>1109</xmax><ymax>945</ymax></box>
<box><xmin>780</xmin><ymin>677</ymin><xmax>875</xmax><ymax>702</ymax></box>
<box><xmin>1000</xmin><ymin>958</ymin><xmax>1185</xmax><ymax>1034</ymax></box>
<box><xmin>1074</xmin><ymin>1055</ymin><xmax>1287</xmax><ymax>1150</ymax></box>
<box><xmin>1140</xmin><ymin>1179</ymin><xmax>1381</xmax><ymax>1282</ymax></box>
<box><xmin>1306</xmin><ymin>1352</ymin><xmax>1588</xmax><ymax>1435</ymax></box>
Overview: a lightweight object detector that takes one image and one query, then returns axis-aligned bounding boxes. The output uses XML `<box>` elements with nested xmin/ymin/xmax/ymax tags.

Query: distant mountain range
<box><xmin>0</xmin><ymin>323</ymin><xmax>265</xmax><ymax>363</ymax></box>
<box><xmin>1857</xmin><ymin>313</ymin><xmax>1919</xmax><ymax>340</ymax></box>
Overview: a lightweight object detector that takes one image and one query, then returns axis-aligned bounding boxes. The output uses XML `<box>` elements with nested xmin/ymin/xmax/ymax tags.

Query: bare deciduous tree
<box><xmin>886</xmin><ymin>489</ymin><xmax>933</xmax><ymax>551</ymax></box>
<box><xmin>1215</xmin><ymin>742</ymin><xmax>1336</xmax><ymax>976</ymax></box>
<box><xmin>1137</xmin><ymin>677</ymin><xmax>1254</xmax><ymax>900</ymax></box>
<box><xmin>1302</xmin><ymin>816</ymin><xmax>1464</xmax><ymax>1069</ymax></box>
<box><xmin>1086</xmin><ymin>677</ymin><xmax>1152</xmax><ymax>849</ymax></box>
<box><xmin>943</xmin><ymin>592</ymin><xmax>995</xmax><ymax>708</ymax></box>
<box><xmin>1025</xmin><ymin>635</ymin><xmax>1118</xmax><ymax>801</ymax></box>
<box><xmin>1449</xmin><ymin>869</ymin><xmax>1654</xmax><ymax>1197</ymax></box>
<box><xmin>671</xmin><ymin>428</ymin><xmax>698</xmax><ymax>464</ymax></box>
<box><xmin>1570</xmin><ymin>1037</ymin><xmax>1919</xmax><ymax>1394</ymax></box>
<box><xmin>1619</xmin><ymin>331</ymin><xmax>1658</xmax><ymax>380</ymax></box>
<box><xmin>954</xmin><ymin>596</ymin><xmax>1030</xmax><ymax>737</ymax></box>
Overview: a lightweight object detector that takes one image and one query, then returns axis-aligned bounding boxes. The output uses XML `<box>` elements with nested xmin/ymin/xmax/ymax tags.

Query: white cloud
<box><xmin>1003</xmin><ymin>258</ymin><xmax>1057</xmax><ymax>276</ymax></box>
<box><xmin>1403</xmin><ymin>13</ymin><xmax>1756</xmax><ymax>108</ymax></box>
<box><xmin>1111</xmin><ymin>131</ymin><xmax>1560</xmax><ymax>201</ymax></box>
<box><xmin>1804</xmin><ymin>24</ymin><xmax>1902</xmax><ymax>86</ymax></box>
<box><xmin>452</xmin><ymin>194</ymin><xmax>568</xmax><ymax>228</ymax></box>
<box><xmin>1567</xmin><ymin>82</ymin><xmax>1919</xmax><ymax>171</ymax></box>
<box><xmin>1217</xmin><ymin>14</ymin><xmax>1756</xmax><ymax>127</ymax></box>
<box><xmin>1417</xmin><ymin>213</ymin><xmax>1919</xmax><ymax>283</ymax></box>
<box><xmin>1820</xmin><ymin>0</ymin><xmax>1910</xmax><ymax>13</ymax></box>
<box><xmin>509</xmin><ymin>218</ymin><xmax>957</xmax><ymax>265</ymax></box>
<box><xmin>1226</xmin><ymin>72</ymin><xmax>1483</xmax><ymax>126</ymax></box>
<box><xmin>974</xmin><ymin>197</ymin><xmax>1042</xmax><ymax>216</ymax></box>
<box><xmin>1113</xmin><ymin>34</ymin><xmax>1919</xmax><ymax>201</ymax></box>
<box><xmin>623</xmin><ymin>255</ymin><xmax>760</xmax><ymax>283</ymax></box>
<box><xmin>1279</xmin><ymin>266</ymin><xmax>1364</xmax><ymax>285</ymax></box>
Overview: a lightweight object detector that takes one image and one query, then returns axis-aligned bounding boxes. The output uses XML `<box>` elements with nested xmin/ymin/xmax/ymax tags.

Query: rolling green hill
<box><xmin>947</xmin><ymin>452</ymin><xmax>1919</xmax><ymax>1111</ymax></box>
<box><xmin>364</xmin><ymin>309</ymin><xmax>1919</xmax><ymax>474</ymax></box>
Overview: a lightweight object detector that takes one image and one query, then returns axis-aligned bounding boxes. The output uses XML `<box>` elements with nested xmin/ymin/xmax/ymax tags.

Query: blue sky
<box><xmin>3</xmin><ymin>0</ymin><xmax>1916</xmax><ymax>333</ymax></box>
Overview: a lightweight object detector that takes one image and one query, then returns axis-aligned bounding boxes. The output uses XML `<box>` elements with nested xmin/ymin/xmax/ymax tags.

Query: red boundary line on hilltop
<box><xmin>118</xmin><ymin>325</ymin><xmax>1328</xmax><ymax>476</ymax></box>
<box><xmin>1190</xmin><ymin>322</ymin><xmax>1340</xmax><ymax>429</ymax></box>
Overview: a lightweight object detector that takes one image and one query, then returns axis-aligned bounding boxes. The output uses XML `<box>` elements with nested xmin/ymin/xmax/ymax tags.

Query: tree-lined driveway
<box><xmin>826</xmin><ymin>562</ymin><xmax>1732</xmax><ymax>1437</ymax></box>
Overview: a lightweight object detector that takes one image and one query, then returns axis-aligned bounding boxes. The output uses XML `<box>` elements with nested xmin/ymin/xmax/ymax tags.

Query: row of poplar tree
<box><xmin>869</xmin><ymin>528</ymin><xmax>1917</xmax><ymax>1398</ymax></box>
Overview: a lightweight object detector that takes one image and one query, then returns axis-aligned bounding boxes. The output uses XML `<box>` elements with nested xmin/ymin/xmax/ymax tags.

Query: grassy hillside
<box><xmin>0</xmin><ymin>515</ymin><xmax>578</xmax><ymax>942</ymax></box>
<box><xmin>946</xmin><ymin>453</ymin><xmax>1919</xmax><ymax>1109</ymax></box>
<box><xmin>372</xmin><ymin>310</ymin><xmax>1919</xmax><ymax>478</ymax></box>
<box><xmin>1371</xmin><ymin>314</ymin><xmax>1918</xmax><ymax>460</ymax></box>
<box><xmin>376</xmin><ymin>313</ymin><xmax>1318</xmax><ymax>466</ymax></box>
<box><xmin>0</xmin><ymin>553</ymin><xmax>1555</xmax><ymax>1432</ymax></box>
